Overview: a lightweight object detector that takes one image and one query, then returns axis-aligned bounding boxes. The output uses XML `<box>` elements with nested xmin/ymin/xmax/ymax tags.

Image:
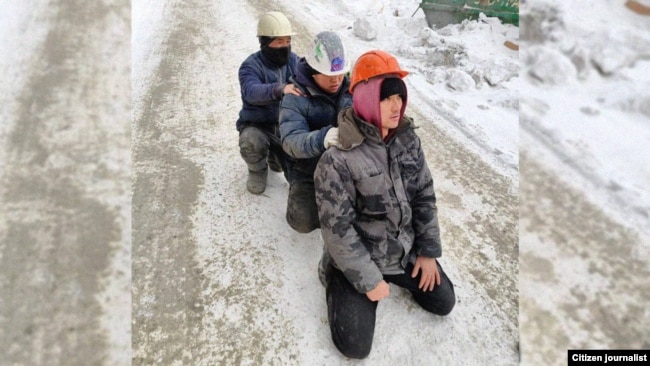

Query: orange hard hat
<box><xmin>349</xmin><ymin>50</ymin><xmax>409</xmax><ymax>93</ymax></box>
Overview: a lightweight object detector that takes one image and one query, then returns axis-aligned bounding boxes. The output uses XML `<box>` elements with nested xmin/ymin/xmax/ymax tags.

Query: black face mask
<box><xmin>262</xmin><ymin>45</ymin><xmax>291</xmax><ymax>67</ymax></box>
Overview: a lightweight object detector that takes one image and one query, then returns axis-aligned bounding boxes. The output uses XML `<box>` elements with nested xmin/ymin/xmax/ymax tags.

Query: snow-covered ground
<box><xmin>3</xmin><ymin>0</ymin><xmax>648</xmax><ymax>364</ymax></box>
<box><xmin>520</xmin><ymin>0</ymin><xmax>650</xmax><ymax>364</ymax></box>
<box><xmin>1</xmin><ymin>0</ymin><xmax>131</xmax><ymax>365</ymax></box>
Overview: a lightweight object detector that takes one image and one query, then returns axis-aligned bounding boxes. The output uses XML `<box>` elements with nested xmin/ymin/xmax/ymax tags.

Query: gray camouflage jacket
<box><xmin>314</xmin><ymin>108</ymin><xmax>442</xmax><ymax>293</ymax></box>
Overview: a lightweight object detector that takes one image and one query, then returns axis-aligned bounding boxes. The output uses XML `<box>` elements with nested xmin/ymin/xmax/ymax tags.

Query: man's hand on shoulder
<box><xmin>283</xmin><ymin>83</ymin><xmax>303</xmax><ymax>96</ymax></box>
<box><xmin>324</xmin><ymin>127</ymin><xmax>339</xmax><ymax>149</ymax></box>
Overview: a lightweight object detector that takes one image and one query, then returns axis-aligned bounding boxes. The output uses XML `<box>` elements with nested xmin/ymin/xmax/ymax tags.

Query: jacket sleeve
<box><xmin>409</xmin><ymin>134</ymin><xmax>442</xmax><ymax>258</ymax></box>
<box><xmin>279</xmin><ymin>95</ymin><xmax>331</xmax><ymax>159</ymax></box>
<box><xmin>315</xmin><ymin>152</ymin><xmax>384</xmax><ymax>293</ymax></box>
<box><xmin>239</xmin><ymin>59</ymin><xmax>284</xmax><ymax>105</ymax></box>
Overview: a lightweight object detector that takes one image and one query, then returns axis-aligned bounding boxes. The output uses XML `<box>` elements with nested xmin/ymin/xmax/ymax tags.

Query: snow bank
<box><xmin>521</xmin><ymin>0</ymin><xmax>650</xmax><ymax>237</ymax></box>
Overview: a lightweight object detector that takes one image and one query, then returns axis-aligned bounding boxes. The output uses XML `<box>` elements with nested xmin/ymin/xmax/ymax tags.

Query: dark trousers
<box><xmin>238</xmin><ymin>125</ymin><xmax>290</xmax><ymax>181</ymax></box>
<box><xmin>285</xmin><ymin>178</ymin><xmax>320</xmax><ymax>233</ymax></box>
<box><xmin>325</xmin><ymin>261</ymin><xmax>455</xmax><ymax>359</ymax></box>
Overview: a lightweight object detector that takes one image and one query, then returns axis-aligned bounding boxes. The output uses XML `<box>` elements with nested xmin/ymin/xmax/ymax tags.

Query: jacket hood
<box><xmin>295</xmin><ymin>57</ymin><xmax>320</xmax><ymax>91</ymax></box>
<box><xmin>337</xmin><ymin>107</ymin><xmax>413</xmax><ymax>150</ymax></box>
<box><xmin>352</xmin><ymin>77</ymin><xmax>408</xmax><ymax>133</ymax></box>
<box><xmin>337</xmin><ymin>108</ymin><xmax>370</xmax><ymax>150</ymax></box>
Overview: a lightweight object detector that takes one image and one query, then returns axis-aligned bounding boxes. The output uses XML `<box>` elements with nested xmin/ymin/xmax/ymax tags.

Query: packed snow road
<box><xmin>132</xmin><ymin>0</ymin><xmax>518</xmax><ymax>364</ymax></box>
<box><xmin>4</xmin><ymin>0</ymin><xmax>646</xmax><ymax>365</ymax></box>
<box><xmin>0</xmin><ymin>0</ymin><xmax>130</xmax><ymax>364</ymax></box>
<box><xmin>519</xmin><ymin>150</ymin><xmax>650</xmax><ymax>365</ymax></box>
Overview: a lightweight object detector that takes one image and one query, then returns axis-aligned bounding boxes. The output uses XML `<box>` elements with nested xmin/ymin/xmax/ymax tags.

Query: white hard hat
<box><xmin>306</xmin><ymin>31</ymin><xmax>349</xmax><ymax>76</ymax></box>
<box><xmin>257</xmin><ymin>11</ymin><xmax>297</xmax><ymax>37</ymax></box>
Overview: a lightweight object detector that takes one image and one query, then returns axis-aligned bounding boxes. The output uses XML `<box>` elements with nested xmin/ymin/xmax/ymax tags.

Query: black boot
<box><xmin>247</xmin><ymin>168</ymin><xmax>268</xmax><ymax>194</ymax></box>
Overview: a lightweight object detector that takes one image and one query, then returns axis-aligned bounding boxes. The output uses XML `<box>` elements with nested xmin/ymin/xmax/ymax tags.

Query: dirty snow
<box><xmin>1</xmin><ymin>0</ymin><xmax>131</xmax><ymax>364</ymax></box>
<box><xmin>4</xmin><ymin>0</ymin><xmax>648</xmax><ymax>364</ymax></box>
<box><xmin>521</xmin><ymin>0</ymin><xmax>650</xmax><ymax>238</ymax></box>
<box><xmin>520</xmin><ymin>0</ymin><xmax>650</xmax><ymax>364</ymax></box>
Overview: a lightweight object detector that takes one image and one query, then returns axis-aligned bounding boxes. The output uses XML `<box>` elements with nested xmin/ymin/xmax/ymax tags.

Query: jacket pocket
<box><xmin>397</xmin><ymin>154</ymin><xmax>419</xmax><ymax>176</ymax></box>
<box><xmin>354</xmin><ymin>172</ymin><xmax>390</xmax><ymax>217</ymax></box>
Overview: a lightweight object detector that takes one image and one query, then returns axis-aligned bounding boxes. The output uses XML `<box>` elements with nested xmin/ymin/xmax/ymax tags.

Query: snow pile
<box><xmin>520</xmin><ymin>0</ymin><xmax>650</xmax><ymax>237</ymax></box>
<box><xmin>353</xmin><ymin>18</ymin><xmax>377</xmax><ymax>40</ymax></box>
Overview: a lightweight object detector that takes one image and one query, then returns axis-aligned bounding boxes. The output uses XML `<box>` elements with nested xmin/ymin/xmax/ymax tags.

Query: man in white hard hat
<box><xmin>236</xmin><ymin>11</ymin><xmax>302</xmax><ymax>194</ymax></box>
<box><xmin>279</xmin><ymin>31</ymin><xmax>352</xmax><ymax>233</ymax></box>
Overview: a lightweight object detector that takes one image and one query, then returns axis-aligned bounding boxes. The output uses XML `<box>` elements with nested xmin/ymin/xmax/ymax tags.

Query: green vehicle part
<box><xmin>418</xmin><ymin>0</ymin><xmax>519</xmax><ymax>28</ymax></box>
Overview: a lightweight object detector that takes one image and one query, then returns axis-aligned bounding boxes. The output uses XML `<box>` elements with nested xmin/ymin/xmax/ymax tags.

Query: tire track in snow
<box><xmin>131</xmin><ymin>0</ymin><xmax>209</xmax><ymax>364</ymax></box>
<box><xmin>0</xmin><ymin>1</ymin><xmax>130</xmax><ymax>365</ymax></box>
<box><xmin>519</xmin><ymin>152</ymin><xmax>650</xmax><ymax>365</ymax></box>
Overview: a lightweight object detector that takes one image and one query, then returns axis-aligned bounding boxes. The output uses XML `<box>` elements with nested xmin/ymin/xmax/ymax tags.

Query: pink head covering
<box><xmin>352</xmin><ymin>76</ymin><xmax>408</xmax><ymax>133</ymax></box>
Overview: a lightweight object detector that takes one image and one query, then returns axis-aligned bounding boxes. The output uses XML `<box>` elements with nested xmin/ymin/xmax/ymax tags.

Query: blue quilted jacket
<box><xmin>279</xmin><ymin>58</ymin><xmax>352</xmax><ymax>180</ymax></box>
<box><xmin>236</xmin><ymin>50</ymin><xmax>299</xmax><ymax>131</ymax></box>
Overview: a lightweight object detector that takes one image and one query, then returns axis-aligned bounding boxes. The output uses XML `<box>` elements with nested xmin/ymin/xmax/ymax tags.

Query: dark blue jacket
<box><xmin>279</xmin><ymin>58</ymin><xmax>352</xmax><ymax>180</ymax></box>
<box><xmin>236</xmin><ymin>50</ymin><xmax>299</xmax><ymax>131</ymax></box>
